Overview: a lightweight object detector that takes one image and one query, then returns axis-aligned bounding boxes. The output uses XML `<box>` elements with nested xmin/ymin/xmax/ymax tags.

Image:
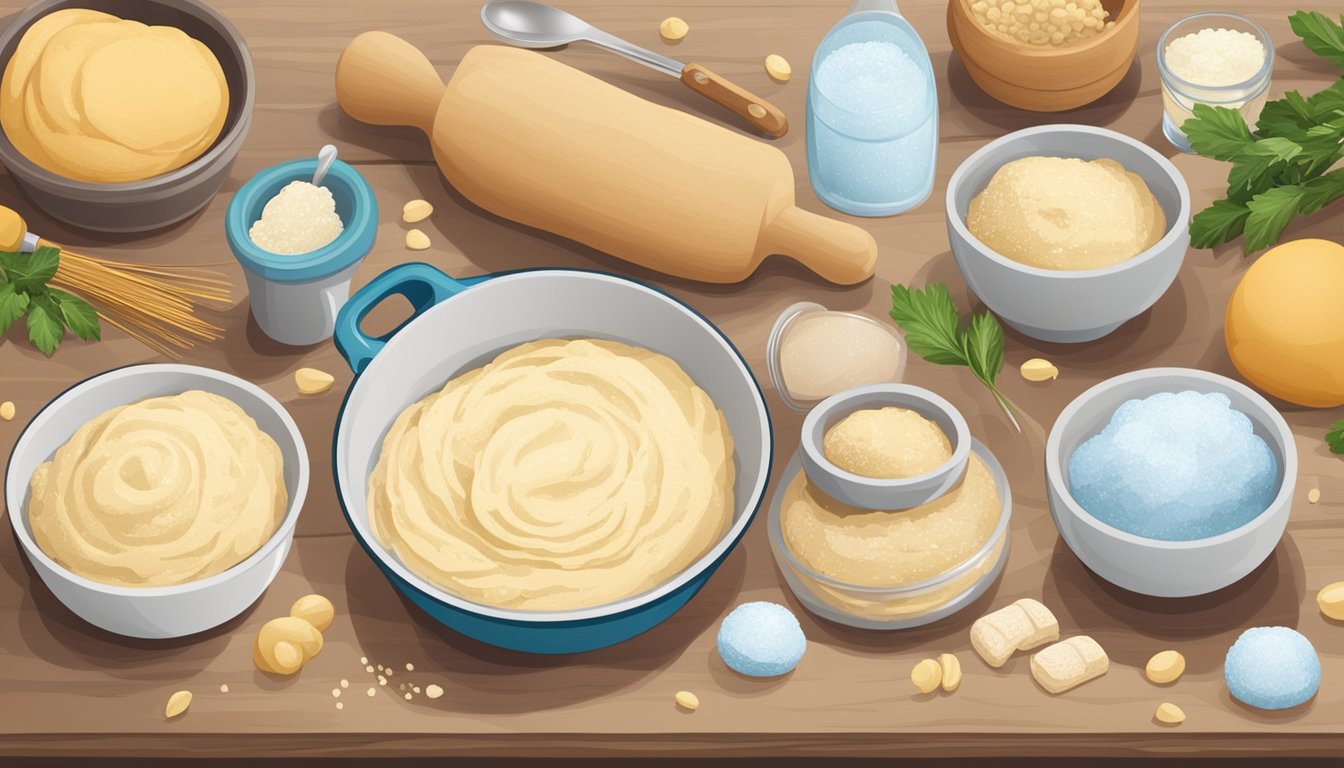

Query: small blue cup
<box><xmin>226</xmin><ymin>157</ymin><xmax>377</xmax><ymax>345</ymax></box>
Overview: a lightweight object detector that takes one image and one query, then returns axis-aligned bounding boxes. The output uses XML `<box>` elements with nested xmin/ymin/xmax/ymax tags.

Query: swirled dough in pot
<box><xmin>369</xmin><ymin>338</ymin><xmax>735</xmax><ymax>611</ymax></box>
<box><xmin>28</xmin><ymin>390</ymin><xmax>287</xmax><ymax>587</ymax></box>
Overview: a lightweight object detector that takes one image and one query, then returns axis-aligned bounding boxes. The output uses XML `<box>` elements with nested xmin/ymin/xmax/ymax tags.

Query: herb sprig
<box><xmin>0</xmin><ymin>247</ymin><xmax>100</xmax><ymax>356</ymax></box>
<box><xmin>889</xmin><ymin>283</ymin><xmax>1021</xmax><ymax>432</ymax></box>
<box><xmin>1185</xmin><ymin>11</ymin><xmax>1344</xmax><ymax>253</ymax></box>
<box><xmin>1328</xmin><ymin>419</ymin><xmax>1344</xmax><ymax>455</ymax></box>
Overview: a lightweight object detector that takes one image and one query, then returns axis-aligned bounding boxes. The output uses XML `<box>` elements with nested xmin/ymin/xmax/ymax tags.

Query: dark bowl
<box><xmin>0</xmin><ymin>0</ymin><xmax>254</xmax><ymax>232</ymax></box>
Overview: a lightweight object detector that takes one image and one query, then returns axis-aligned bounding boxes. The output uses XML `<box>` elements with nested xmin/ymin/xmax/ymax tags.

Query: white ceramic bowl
<box><xmin>4</xmin><ymin>364</ymin><xmax>308</xmax><ymax>638</ymax></box>
<box><xmin>1045</xmin><ymin>368</ymin><xmax>1295</xmax><ymax>597</ymax></box>
<box><xmin>946</xmin><ymin>124</ymin><xmax>1191</xmax><ymax>343</ymax></box>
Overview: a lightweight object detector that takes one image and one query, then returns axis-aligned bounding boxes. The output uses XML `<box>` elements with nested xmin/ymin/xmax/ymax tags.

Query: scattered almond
<box><xmin>426</xmin><ymin>684</ymin><xmax>444</xmax><ymax>700</ymax></box>
<box><xmin>674</xmin><ymin>690</ymin><xmax>700</xmax><ymax>711</ymax></box>
<box><xmin>164</xmin><ymin>690</ymin><xmax>192</xmax><ymax>719</ymax></box>
<box><xmin>290</xmin><ymin>594</ymin><xmax>335</xmax><ymax>631</ymax></box>
<box><xmin>254</xmin><ymin>616</ymin><xmax>324</xmax><ymax>675</ymax></box>
<box><xmin>294</xmin><ymin>368</ymin><xmax>335</xmax><ymax>396</ymax></box>
<box><xmin>911</xmin><ymin>658</ymin><xmax>942</xmax><ymax>694</ymax></box>
<box><xmin>1155</xmin><ymin>701</ymin><xmax>1186</xmax><ymax>725</ymax></box>
<box><xmin>332</xmin><ymin>688</ymin><xmax>341</xmax><ymax>698</ymax></box>
<box><xmin>402</xmin><ymin>199</ymin><xmax>433</xmax><ymax>223</ymax></box>
<box><xmin>405</xmin><ymin>663</ymin><xmax>414</xmax><ymax>672</ymax></box>
<box><xmin>0</xmin><ymin>401</ymin><xmax>14</xmax><ymax>421</ymax></box>
<box><xmin>406</xmin><ymin>228</ymin><xmax>431</xmax><ymax>251</ymax></box>
<box><xmin>1145</xmin><ymin>650</ymin><xmax>1185</xmax><ymax>685</ymax></box>
<box><xmin>219</xmin><ymin>684</ymin><xmax>229</xmax><ymax>694</ymax></box>
<box><xmin>1020</xmin><ymin>358</ymin><xmax>1059</xmax><ymax>382</ymax></box>
<box><xmin>938</xmin><ymin>653</ymin><xmax>962</xmax><ymax>693</ymax></box>
<box><xmin>764</xmin><ymin>54</ymin><xmax>791</xmax><ymax>83</ymax></box>
<box><xmin>367</xmin><ymin>687</ymin><xmax>376</xmax><ymax>697</ymax></box>
<box><xmin>340</xmin><ymin>679</ymin><xmax>349</xmax><ymax>689</ymax></box>
<box><xmin>659</xmin><ymin>16</ymin><xmax>689</xmax><ymax>43</ymax></box>
<box><xmin>336</xmin><ymin>701</ymin><xmax>344</xmax><ymax>710</ymax></box>
<box><xmin>1308</xmin><ymin>488</ymin><xmax>1321</xmax><ymax>504</ymax></box>
<box><xmin>1318</xmin><ymin>581</ymin><xmax>1344</xmax><ymax>621</ymax></box>
<box><xmin>404</xmin><ymin>692</ymin><xmax>412</xmax><ymax>700</ymax></box>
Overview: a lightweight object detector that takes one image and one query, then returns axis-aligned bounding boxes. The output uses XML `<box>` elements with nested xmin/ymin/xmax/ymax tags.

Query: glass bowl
<box><xmin>1157</xmin><ymin>13</ymin><xmax>1273</xmax><ymax>153</ymax></box>
<box><xmin>768</xmin><ymin>439</ymin><xmax>1012</xmax><ymax>630</ymax></box>
<box><xmin>766</xmin><ymin>302</ymin><xmax>907</xmax><ymax>412</ymax></box>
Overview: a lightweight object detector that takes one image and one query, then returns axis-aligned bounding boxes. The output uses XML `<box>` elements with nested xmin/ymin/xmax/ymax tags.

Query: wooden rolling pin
<box><xmin>335</xmin><ymin>33</ymin><xmax>877</xmax><ymax>285</ymax></box>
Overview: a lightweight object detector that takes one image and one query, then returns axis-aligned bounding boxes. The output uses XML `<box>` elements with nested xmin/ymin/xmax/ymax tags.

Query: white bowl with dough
<box><xmin>946</xmin><ymin>124</ymin><xmax>1190</xmax><ymax>343</ymax></box>
<box><xmin>4</xmin><ymin>364</ymin><xmax>308</xmax><ymax>639</ymax></box>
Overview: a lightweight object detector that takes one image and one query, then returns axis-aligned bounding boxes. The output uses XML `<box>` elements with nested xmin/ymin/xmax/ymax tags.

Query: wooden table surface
<box><xmin>2</xmin><ymin>0</ymin><xmax>1342</xmax><ymax>759</ymax></box>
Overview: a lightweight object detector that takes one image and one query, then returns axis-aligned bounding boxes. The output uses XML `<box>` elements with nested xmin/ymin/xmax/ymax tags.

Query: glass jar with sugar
<box><xmin>1157</xmin><ymin>13</ymin><xmax>1273</xmax><ymax>153</ymax></box>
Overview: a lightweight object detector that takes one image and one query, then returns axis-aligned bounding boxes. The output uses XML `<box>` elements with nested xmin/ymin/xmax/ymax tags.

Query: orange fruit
<box><xmin>1225</xmin><ymin>238</ymin><xmax>1344</xmax><ymax>408</ymax></box>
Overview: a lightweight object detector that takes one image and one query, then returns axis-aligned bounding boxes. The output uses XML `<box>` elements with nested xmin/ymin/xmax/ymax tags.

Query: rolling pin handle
<box><xmin>336</xmin><ymin>31</ymin><xmax>444</xmax><ymax>134</ymax></box>
<box><xmin>762</xmin><ymin>206</ymin><xmax>878</xmax><ymax>285</ymax></box>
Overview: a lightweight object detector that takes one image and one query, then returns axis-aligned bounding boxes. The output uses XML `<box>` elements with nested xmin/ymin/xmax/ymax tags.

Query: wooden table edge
<box><xmin>2</xmin><ymin>731</ymin><xmax>1342</xmax><ymax>758</ymax></box>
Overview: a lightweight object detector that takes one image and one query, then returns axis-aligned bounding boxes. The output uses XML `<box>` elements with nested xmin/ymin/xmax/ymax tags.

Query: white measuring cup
<box><xmin>806</xmin><ymin>0</ymin><xmax>939</xmax><ymax>217</ymax></box>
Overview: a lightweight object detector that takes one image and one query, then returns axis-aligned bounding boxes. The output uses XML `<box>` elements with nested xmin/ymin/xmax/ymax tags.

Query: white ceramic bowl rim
<box><xmin>1045</xmin><ymin>367</ymin><xmax>1297</xmax><ymax>550</ymax></box>
<box><xmin>773</xmin><ymin>439</ymin><xmax>1012</xmax><ymax>595</ymax></box>
<box><xmin>945</xmin><ymin>124</ymin><xmax>1192</xmax><ymax>280</ymax></box>
<box><xmin>334</xmin><ymin>269</ymin><xmax>773</xmax><ymax>623</ymax></box>
<box><xmin>800</xmin><ymin>383</ymin><xmax>972</xmax><ymax>490</ymax></box>
<box><xmin>4</xmin><ymin>364</ymin><xmax>309</xmax><ymax>598</ymax></box>
<box><xmin>1156</xmin><ymin>12</ymin><xmax>1275</xmax><ymax>95</ymax></box>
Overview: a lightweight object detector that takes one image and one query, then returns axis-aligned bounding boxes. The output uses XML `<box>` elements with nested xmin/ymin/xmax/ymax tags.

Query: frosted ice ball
<box><xmin>717</xmin><ymin>601</ymin><xmax>806</xmax><ymax>677</ymax></box>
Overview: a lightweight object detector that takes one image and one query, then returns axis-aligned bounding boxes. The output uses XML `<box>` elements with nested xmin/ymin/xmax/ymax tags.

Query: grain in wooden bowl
<box><xmin>947</xmin><ymin>0</ymin><xmax>1140</xmax><ymax>112</ymax></box>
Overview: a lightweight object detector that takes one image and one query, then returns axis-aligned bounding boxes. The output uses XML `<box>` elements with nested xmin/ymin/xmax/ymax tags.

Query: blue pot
<box><xmin>331</xmin><ymin>263</ymin><xmax>773</xmax><ymax>654</ymax></box>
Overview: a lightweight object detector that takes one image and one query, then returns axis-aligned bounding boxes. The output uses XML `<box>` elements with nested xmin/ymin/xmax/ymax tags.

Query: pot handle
<box><xmin>334</xmin><ymin>262</ymin><xmax>472</xmax><ymax>373</ymax></box>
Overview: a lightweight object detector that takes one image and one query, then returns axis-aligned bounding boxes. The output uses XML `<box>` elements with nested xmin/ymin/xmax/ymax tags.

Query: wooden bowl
<box><xmin>947</xmin><ymin>0</ymin><xmax>1140</xmax><ymax>112</ymax></box>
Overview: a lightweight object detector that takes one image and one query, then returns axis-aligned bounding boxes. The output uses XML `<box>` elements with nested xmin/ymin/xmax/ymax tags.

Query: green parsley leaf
<box><xmin>1328</xmin><ymin>419</ymin><xmax>1344</xmax><ymax>454</ymax></box>
<box><xmin>889</xmin><ymin>283</ymin><xmax>967</xmax><ymax>366</ymax></box>
<box><xmin>1298</xmin><ymin>168</ymin><xmax>1344</xmax><ymax>214</ymax></box>
<box><xmin>889</xmin><ymin>282</ymin><xmax>1021</xmax><ymax>431</ymax></box>
<box><xmin>1190</xmin><ymin>198</ymin><xmax>1251</xmax><ymax>249</ymax></box>
<box><xmin>963</xmin><ymin>311</ymin><xmax>1005</xmax><ymax>389</ymax></box>
<box><xmin>0</xmin><ymin>248</ymin><xmax>102</xmax><ymax>354</ymax></box>
<box><xmin>25</xmin><ymin>297</ymin><xmax>64</xmax><ymax>357</ymax></box>
<box><xmin>1243</xmin><ymin>186</ymin><xmax>1306</xmax><ymax>253</ymax></box>
<box><xmin>0</xmin><ymin>283</ymin><xmax>30</xmax><ymax>336</ymax></box>
<box><xmin>50</xmin><ymin>289</ymin><xmax>100</xmax><ymax>342</ymax></box>
<box><xmin>1184</xmin><ymin>104</ymin><xmax>1256</xmax><ymax>161</ymax></box>
<box><xmin>1290</xmin><ymin>10</ymin><xmax>1344</xmax><ymax>68</ymax></box>
<box><xmin>6</xmin><ymin>247</ymin><xmax>59</xmax><ymax>293</ymax></box>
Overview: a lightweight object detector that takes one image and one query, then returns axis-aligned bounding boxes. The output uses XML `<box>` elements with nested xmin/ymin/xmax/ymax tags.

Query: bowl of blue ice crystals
<box><xmin>1045</xmin><ymin>368</ymin><xmax>1296</xmax><ymax>598</ymax></box>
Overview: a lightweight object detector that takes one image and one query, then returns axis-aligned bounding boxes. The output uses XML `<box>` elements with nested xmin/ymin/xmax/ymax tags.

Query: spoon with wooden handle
<box><xmin>481</xmin><ymin>0</ymin><xmax>789</xmax><ymax>138</ymax></box>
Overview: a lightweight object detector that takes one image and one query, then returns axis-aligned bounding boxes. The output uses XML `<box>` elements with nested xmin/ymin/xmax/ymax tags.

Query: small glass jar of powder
<box><xmin>766</xmin><ymin>302</ymin><xmax>907</xmax><ymax>412</ymax></box>
<box><xmin>1157</xmin><ymin>13</ymin><xmax>1273</xmax><ymax>153</ymax></box>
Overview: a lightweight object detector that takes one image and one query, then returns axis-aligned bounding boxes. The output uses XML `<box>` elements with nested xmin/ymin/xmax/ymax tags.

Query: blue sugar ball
<box><xmin>1224</xmin><ymin>626</ymin><xmax>1321</xmax><ymax>710</ymax></box>
<box><xmin>717</xmin><ymin>601</ymin><xmax>806</xmax><ymax>678</ymax></box>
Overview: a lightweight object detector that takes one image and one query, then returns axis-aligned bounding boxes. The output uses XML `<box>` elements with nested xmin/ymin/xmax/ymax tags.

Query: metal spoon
<box><xmin>480</xmin><ymin>0</ymin><xmax>787</xmax><ymax>138</ymax></box>
<box><xmin>312</xmin><ymin>144</ymin><xmax>338</xmax><ymax>187</ymax></box>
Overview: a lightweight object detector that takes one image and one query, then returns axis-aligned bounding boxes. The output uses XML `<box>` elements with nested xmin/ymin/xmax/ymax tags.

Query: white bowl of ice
<box><xmin>1045</xmin><ymin>368</ymin><xmax>1296</xmax><ymax>598</ymax></box>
